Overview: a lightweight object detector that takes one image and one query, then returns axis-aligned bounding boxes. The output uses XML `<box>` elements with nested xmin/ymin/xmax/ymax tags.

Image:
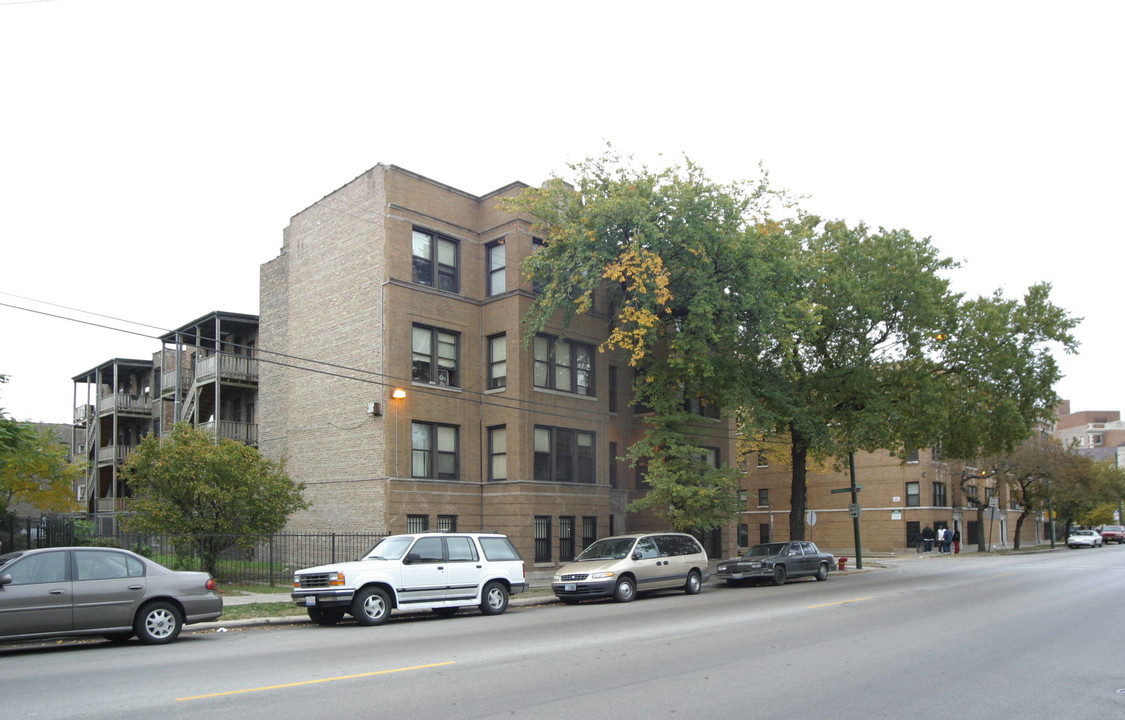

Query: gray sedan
<box><xmin>715</xmin><ymin>541</ymin><xmax>835</xmax><ymax>586</ymax></box>
<box><xmin>0</xmin><ymin>546</ymin><xmax>222</xmax><ymax>645</ymax></box>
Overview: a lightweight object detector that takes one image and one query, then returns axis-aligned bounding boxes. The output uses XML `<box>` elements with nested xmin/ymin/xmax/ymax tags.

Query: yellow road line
<box><xmin>807</xmin><ymin>596</ymin><xmax>873</xmax><ymax>609</ymax></box>
<box><xmin>177</xmin><ymin>661</ymin><xmax>456</xmax><ymax>701</ymax></box>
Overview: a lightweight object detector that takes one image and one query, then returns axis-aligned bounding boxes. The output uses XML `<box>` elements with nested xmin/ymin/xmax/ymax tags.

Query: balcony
<box><xmin>199</xmin><ymin>420</ymin><xmax>258</xmax><ymax>446</ymax></box>
<box><xmin>97</xmin><ymin>393</ymin><xmax>152</xmax><ymax>416</ymax></box>
<box><xmin>95</xmin><ymin>497</ymin><xmax>130</xmax><ymax>513</ymax></box>
<box><xmin>96</xmin><ymin>445</ymin><xmax>137</xmax><ymax>464</ymax></box>
<box><xmin>196</xmin><ymin>353</ymin><xmax>259</xmax><ymax>384</ymax></box>
<box><xmin>161</xmin><ymin>370</ymin><xmax>193</xmax><ymax>396</ymax></box>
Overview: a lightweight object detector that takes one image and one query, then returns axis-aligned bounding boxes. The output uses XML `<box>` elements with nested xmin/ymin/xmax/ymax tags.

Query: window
<box><xmin>488</xmin><ymin>334</ymin><xmax>506</xmax><ymax>389</ymax></box>
<box><xmin>758</xmin><ymin>489</ymin><xmax>769</xmax><ymax>507</ymax></box>
<box><xmin>582</xmin><ymin>516</ymin><xmax>597</xmax><ymax>552</ymax></box>
<box><xmin>560</xmin><ymin>516</ymin><xmax>575</xmax><ymax>562</ymax></box>
<box><xmin>965</xmin><ymin>484</ymin><xmax>979</xmax><ymax>501</ymax></box>
<box><xmin>533</xmin><ymin>334</ymin><xmax>595</xmax><ymax>396</ymax></box>
<box><xmin>635</xmin><ymin>459</ymin><xmax>648</xmax><ymax>488</ymax></box>
<box><xmin>410</xmin><ymin>536</ymin><xmax>444</xmax><ymax>563</ymax></box>
<box><xmin>757</xmin><ymin>451</ymin><xmax>769</xmax><ymax>468</ymax></box>
<box><xmin>684</xmin><ymin>396</ymin><xmax>720</xmax><ymax>419</ymax></box>
<box><xmin>486</xmin><ymin>240</ymin><xmax>506</xmax><ymax>296</ymax></box>
<box><xmin>6</xmin><ymin>551</ymin><xmax>68</xmax><ymax>584</ymax></box>
<box><xmin>531</xmin><ymin>237</ymin><xmax>545</xmax><ymax>293</ymax></box>
<box><xmin>437</xmin><ymin>515</ymin><xmax>458</xmax><ymax>532</ymax></box>
<box><xmin>608</xmin><ymin>366</ymin><xmax>617</xmax><ymax>413</ymax></box>
<box><xmin>412</xmin><ymin>228</ymin><xmax>459</xmax><ymax>292</ymax></box>
<box><xmin>905</xmin><ymin>481</ymin><xmax>920</xmax><ymax>507</ymax></box>
<box><xmin>407</xmin><ymin>514</ymin><xmax>429</xmax><ymax>533</ymax></box>
<box><xmin>446</xmin><ymin>535</ymin><xmax>476</xmax><ymax>560</ymax></box>
<box><xmin>534</xmin><ymin>426</ymin><xmax>595</xmax><ymax>483</ymax></box>
<box><xmin>75</xmin><ymin>550</ymin><xmax>144</xmax><ymax>580</ymax></box>
<box><xmin>906</xmin><ymin>449</ymin><xmax>920</xmax><ymax>464</ymax></box>
<box><xmin>738</xmin><ymin>523</ymin><xmax>749</xmax><ymax>548</ymax></box>
<box><xmin>699</xmin><ymin>447</ymin><xmax>720</xmax><ymax>468</ymax></box>
<box><xmin>933</xmin><ymin>482</ymin><xmax>947</xmax><ymax>507</ymax></box>
<box><xmin>488</xmin><ymin>426</ymin><xmax>507</xmax><ymax>481</ymax></box>
<box><xmin>534</xmin><ymin>515</ymin><xmax>551</xmax><ymax>563</ymax></box>
<box><xmin>608</xmin><ymin>441</ymin><xmax>618</xmax><ymax>488</ymax></box>
<box><xmin>906</xmin><ymin>521</ymin><xmax>921</xmax><ymax>548</ymax></box>
<box><xmin>412</xmin><ymin>325</ymin><xmax>459</xmax><ymax>387</ymax></box>
<box><xmin>412</xmin><ymin>422</ymin><xmax>458</xmax><ymax>479</ymax></box>
<box><xmin>759</xmin><ymin>524</ymin><xmax>771</xmax><ymax>544</ymax></box>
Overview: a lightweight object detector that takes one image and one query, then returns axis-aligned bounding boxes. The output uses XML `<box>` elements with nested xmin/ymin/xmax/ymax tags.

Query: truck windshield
<box><xmin>365</xmin><ymin>536</ymin><xmax>414</xmax><ymax>560</ymax></box>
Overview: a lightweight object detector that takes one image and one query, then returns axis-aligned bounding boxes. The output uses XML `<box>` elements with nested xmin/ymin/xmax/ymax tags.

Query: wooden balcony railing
<box><xmin>97</xmin><ymin>394</ymin><xmax>152</xmax><ymax>415</ymax></box>
<box><xmin>196</xmin><ymin>353</ymin><xmax>259</xmax><ymax>384</ymax></box>
<box><xmin>198</xmin><ymin>420</ymin><xmax>258</xmax><ymax>446</ymax></box>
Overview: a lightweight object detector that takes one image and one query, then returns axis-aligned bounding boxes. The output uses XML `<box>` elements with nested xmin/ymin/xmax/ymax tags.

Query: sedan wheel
<box><xmin>770</xmin><ymin>565</ymin><xmax>788</xmax><ymax>586</ymax></box>
<box><xmin>134</xmin><ymin>601</ymin><xmax>183</xmax><ymax>645</ymax></box>
<box><xmin>815</xmin><ymin>563</ymin><xmax>829</xmax><ymax>581</ymax></box>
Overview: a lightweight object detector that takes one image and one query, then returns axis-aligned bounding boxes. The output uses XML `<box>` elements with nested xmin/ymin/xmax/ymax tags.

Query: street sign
<box><xmin>806</xmin><ymin>510</ymin><xmax>817</xmax><ymax>526</ymax></box>
<box><xmin>848</xmin><ymin>503</ymin><xmax>862</xmax><ymax>518</ymax></box>
<box><xmin>989</xmin><ymin>496</ymin><xmax>998</xmax><ymax>508</ymax></box>
<box><xmin>830</xmin><ymin>486</ymin><xmax>862</xmax><ymax>494</ymax></box>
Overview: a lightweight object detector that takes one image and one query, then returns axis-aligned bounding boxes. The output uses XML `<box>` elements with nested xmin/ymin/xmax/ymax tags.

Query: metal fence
<box><xmin>0</xmin><ymin>515</ymin><xmax>384</xmax><ymax>587</ymax></box>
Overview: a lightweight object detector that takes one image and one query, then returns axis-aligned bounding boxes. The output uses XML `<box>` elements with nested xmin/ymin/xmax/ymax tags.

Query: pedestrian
<box><xmin>915</xmin><ymin>529</ymin><xmax>925</xmax><ymax>554</ymax></box>
<box><xmin>935</xmin><ymin>527</ymin><xmax>945</xmax><ymax>553</ymax></box>
<box><xmin>921</xmin><ymin>525</ymin><xmax>935</xmax><ymax>553</ymax></box>
<box><xmin>952</xmin><ymin>528</ymin><xmax>961</xmax><ymax>554</ymax></box>
<box><xmin>942</xmin><ymin>527</ymin><xmax>953</xmax><ymax>553</ymax></box>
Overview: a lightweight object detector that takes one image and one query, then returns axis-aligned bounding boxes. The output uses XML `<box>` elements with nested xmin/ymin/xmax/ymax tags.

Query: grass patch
<box><xmin>220</xmin><ymin>602</ymin><xmax>307</xmax><ymax>621</ymax></box>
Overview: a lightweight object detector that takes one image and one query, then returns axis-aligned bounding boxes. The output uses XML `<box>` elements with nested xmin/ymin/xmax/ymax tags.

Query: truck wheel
<box><xmin>351</xmin><ymin>587</ymin><xmax>391</xmax><ymax>626</ymax></box>
<box><xmin>480</xmin><ymin>582</ymin><xmax>509</xmax><ymax>615</ymax></box>
<box><xmin>308</xmin><ymin>607</ymin><xmax>345</xmax><ymax>626</ymax></box>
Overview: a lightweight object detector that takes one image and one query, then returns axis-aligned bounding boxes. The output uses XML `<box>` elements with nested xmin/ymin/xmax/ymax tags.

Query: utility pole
<box><xmin>849</xmin><ymin>451</ymin><xmax>863</xmax><ymax>569</ymax></box>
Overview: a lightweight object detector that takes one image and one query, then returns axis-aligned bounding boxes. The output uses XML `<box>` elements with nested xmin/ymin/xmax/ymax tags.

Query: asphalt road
<box><xmin>3</xmin><ymin>547</ymin><xmax>1124</xmax><ymax>719</ymax></box>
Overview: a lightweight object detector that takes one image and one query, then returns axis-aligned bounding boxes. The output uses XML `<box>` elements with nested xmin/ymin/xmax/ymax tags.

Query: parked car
<box><xmin>0</xmin><ymin>546</ymin><xmax>222</xmax><ymax>645</ymax></box>
<box><xmin>551</xmin><ymin>532</ymin><xmax>709</xmax><ymax>603</ymax></box>
<box><xmin>715</xmin><ymin>541</ymin><xmax>835</xmax><ymax>586</ymax></box>
<box><xmin>1099</xmin><ymin>525</ymin><xmax>1125</xmax><ymax>544</ymax></box>
<box><xmin>291</xmin><ymin>532</ymin><xmax>527</xmax><ymax>626</ymax></box>
<box><xmin>1067</xmin><ymin>529</ymin><xmax>1104</xmax><ymax>548</ymax></box>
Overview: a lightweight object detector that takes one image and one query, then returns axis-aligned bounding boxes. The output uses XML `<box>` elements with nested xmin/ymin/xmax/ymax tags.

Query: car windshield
<box><xmin>576</xmin><ymin>537</ymin><xmax>637</xmax><ymax>561</ymax></box>
<box><xmin>364</xmin><ymin>536</ymin><xmax>414</xmax><ymax>560</ymax></box>
<box><xmin>743</xmin><ymin>543</ymin><xmax>788</xmax><ymax>558</ymax></box>
<box><xmin>1072</xmin><ymin>531</ymin><xmax>1094</xmax><ymax>536</ymax></box>
<box><xmin>1104</xmin><ymin>526</ymin><xmax>1124</xmax><ymax>532</ymax></box>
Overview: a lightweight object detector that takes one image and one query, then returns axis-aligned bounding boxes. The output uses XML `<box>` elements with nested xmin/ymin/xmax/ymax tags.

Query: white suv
<box><xmin>291</xmin><ymin>532</ymin><xmax>527</xmax><ymax>626</ymax></box>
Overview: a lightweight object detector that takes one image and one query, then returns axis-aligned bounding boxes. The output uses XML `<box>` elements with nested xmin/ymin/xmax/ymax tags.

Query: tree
<box><xmin>503</xmin><ymin>151</ymin><xmax>794</xmax><ymax>532</ymax></box>
<box><xmin>982</xmin><ymin>435</ymin><xmax>1069</xmax><ymax>550</ymax></box>
<box><xmin>0</xmin><ymin>375</ymin><xmax>81</xmax><ymax>516</ymax></box>
<box><xmin>121</xmin><ymin>423</ymin><xmax>309</xmax><ymax>575</ymax></box>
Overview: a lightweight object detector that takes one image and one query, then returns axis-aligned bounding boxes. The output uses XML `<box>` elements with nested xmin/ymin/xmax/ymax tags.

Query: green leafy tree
<box><xmin>503</xmin><ymin>151</ymin><xmax>793</xmax><ymax>532</ymax></box>
<box><xmin>0</xmin><ymin>376</ymin><xmax>81</xmax><ymax>516</ymax></box>
<box><xmin>121</xmin><ymin>423</ymin><xmax>308</xmax><ymax>575</ymax></box>
<box><xmin>982</xmin><ymin>435</ymin><xmax>1070</xmax><ymax>550</ymax></box>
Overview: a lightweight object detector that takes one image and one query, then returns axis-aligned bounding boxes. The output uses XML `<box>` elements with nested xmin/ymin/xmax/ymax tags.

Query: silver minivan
<box><xmin>551</xmin><ymin>532</ymin><xmax>708</xmax><ymax>603</ymax></box>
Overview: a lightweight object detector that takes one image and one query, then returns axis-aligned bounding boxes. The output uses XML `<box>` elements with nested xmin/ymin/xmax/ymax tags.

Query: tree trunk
<box><xmin>976</xmin><ymin>505</ymin><xmax>987</xmax><ymax>552</ymax></box>
<box><xmin>1013</xmin><ymin>508</ymin><xmax>1030</xmax><ymax>550</ymax></box>
<box><xmin>789</xmin><ymin>424</ymin><xmax>809</xmax><ymax>541</ymax></box>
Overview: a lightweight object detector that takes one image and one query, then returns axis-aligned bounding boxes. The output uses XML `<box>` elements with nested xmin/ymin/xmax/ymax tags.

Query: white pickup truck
<box><xmin>291</xmin><ymin>532</ymin><xmax>528</xmax><ymax>626</ymax></box>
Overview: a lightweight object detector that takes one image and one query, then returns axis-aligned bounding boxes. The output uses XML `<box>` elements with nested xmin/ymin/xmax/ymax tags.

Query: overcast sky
<box><xmin>1</xmin><ymin>0</ymin><xmax>1121</xmax><ymax>425</ymax></box>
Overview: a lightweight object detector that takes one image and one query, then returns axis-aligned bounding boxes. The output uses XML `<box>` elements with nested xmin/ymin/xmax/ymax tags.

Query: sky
<box><xmin>1</xmin><ymin>0</ymin><xmax>1122</xmax><ymax>424</ymax></box>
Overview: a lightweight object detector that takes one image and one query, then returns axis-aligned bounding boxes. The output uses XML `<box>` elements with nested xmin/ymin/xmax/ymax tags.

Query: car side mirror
<box><xmin>403</xmin><ymin>553</ymin><xmax>420</xmax><ymax>565</ymax></box>
<box><xmin>632</xmin><ymin>551</ymin><xmax>642</xmax><ymax>561</ymax></box>
<box><xmin>0</xmin><ymin>574</ymin><xmax>11</xmax><ymax>587</ymax></box>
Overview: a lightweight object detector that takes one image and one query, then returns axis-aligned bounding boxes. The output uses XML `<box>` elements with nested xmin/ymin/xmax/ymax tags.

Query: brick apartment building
<box><xmin>258</xmin><ymin>164</ymin><xmax>738</xmax><ymax>565</ymax></box>
<box><xmin>1050</xmin><ymin>400</ymin><xmax>1125</xmax><ymax>466</ymax></box>
<box><xmin>742</xmin><ymin>447</ymin><xmax>1048</xmax><ymax>554</ymax></box>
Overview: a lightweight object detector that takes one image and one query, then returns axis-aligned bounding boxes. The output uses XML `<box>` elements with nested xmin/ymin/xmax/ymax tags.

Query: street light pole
<box><xmin>849</xmin><ymin>450</ymin><xmax>863</xmax><ymax>570</ymax></box>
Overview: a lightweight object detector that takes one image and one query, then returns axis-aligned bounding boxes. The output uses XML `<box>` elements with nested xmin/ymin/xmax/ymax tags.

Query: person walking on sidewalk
<box><xmin>952</xmin><ymin>528</ymin><xmax>961</xmax><ymax>554</ymax></box>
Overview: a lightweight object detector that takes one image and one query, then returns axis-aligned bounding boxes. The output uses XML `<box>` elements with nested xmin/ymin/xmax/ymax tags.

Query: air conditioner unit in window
<box><xmin>437</xmin><ymin>369</ymin><xmax>451</xmax><ymax>386</ymax></box>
